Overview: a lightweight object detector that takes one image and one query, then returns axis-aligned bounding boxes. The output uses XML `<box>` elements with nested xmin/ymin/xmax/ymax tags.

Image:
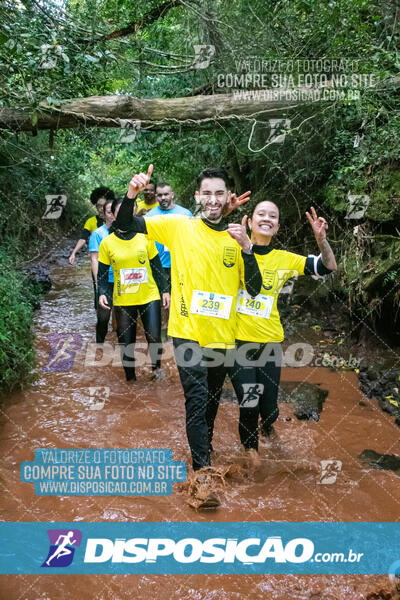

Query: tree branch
<box><xmin>77</xmin><ymin>0</ymin><xmax>186</xmax><ymax>44</ymax></box>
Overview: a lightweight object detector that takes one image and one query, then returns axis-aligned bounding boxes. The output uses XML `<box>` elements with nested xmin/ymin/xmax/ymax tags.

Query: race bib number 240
<box><xmin>236</xmin><ymin>289</ymin><xmax>274</xmax><ymax>318</ymax></box>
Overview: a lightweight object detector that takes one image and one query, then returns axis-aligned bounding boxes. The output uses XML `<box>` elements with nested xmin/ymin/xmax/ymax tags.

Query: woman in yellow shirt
<box><xmin>225</xmin><ymin>202</ymin><xmax>337</xmax><ymax>456</ymax></box>
<box><xmin>97</xmin><ymin>199</ymin><xmax>170</xmax><ymax>381</ymax></box>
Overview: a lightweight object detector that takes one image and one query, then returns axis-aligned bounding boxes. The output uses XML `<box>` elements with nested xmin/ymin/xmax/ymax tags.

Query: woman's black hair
<box><xmin>252</xmin><ymin>199</ymin><xmax>280</xmax><ymax>218</ymax></box>
<box><xmin>90</xmin><ymin>187</ymin><xmax>116</xmax><ymax>206</ymax></box>
<box><xmin>111</xmin><ymin>197</ymin><xmax>124</xmax><ymax>214</ymax></box>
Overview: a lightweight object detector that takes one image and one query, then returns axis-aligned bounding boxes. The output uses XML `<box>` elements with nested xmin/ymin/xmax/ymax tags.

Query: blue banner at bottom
<box><xmin>0</xmin><ymin>522</ymin><xmax>399</xmax><ymax>575</ymax></box>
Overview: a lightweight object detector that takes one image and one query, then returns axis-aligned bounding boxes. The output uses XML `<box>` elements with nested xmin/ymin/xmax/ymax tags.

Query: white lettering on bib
<box><xmin>236</xmin><ymin>289</ymin><xmax>274</xmax><ymax>319</ymax></box>
<box><xmin>190</xmin><ymin>290</ymin><xmax>233</xmax><ymax>320</ymax></box>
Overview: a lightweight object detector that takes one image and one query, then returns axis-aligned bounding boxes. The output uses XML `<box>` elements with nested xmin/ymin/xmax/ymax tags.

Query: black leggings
<box><xmin>96</xmin><ymin>282</ymin><xmax>113</xmax><ymax>344</ymax></box>
<box><xmin>114</xmin><ymin>300</ymin><xmax>162</xmax><ymax>381</ymax></box>
<box><xmin>230</xmin><ymin>341</ymin><xmax>282</xmax><ymax>451</ymax></box>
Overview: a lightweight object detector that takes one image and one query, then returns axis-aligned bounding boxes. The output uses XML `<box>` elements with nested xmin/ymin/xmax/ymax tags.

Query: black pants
<box><xmin>172</xmin><ymin>338</ymin><xmax>232</xmax><ymax>471</ymax></box>
<box><xmin>96</xmin><ymin>282</ymin><xmax>113</xmax><ymax>344</ymax></box>
<box><xmin>230</xmin><ymin>341</ymin><xmax>282</xmax><ymax>451</ymax></box>
<box><xmin>115</xmin><ymin>300</ymin><xmax>162</xmax><ymax>381</ymax></box>
<box><xmin>92</xmin><ymin>272</ymin><xmax>98</xmax><ymax>310</ymax></box>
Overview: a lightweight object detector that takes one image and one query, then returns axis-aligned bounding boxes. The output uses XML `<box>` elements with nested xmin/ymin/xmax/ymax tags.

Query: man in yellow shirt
<box><xmin>115</xmin><ymin>165</ymin><xmax>256</xmax><ymax>507</ymax></box>
<box><xmin>135</xmin><ymin>179</ymin><xmax>158</xmax><ymax>215</ymax></box>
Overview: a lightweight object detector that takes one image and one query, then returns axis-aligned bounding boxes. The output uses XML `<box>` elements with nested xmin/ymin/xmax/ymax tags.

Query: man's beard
<box><xmin>202</xmin><ymin>206</ymin><xmax>223</xmax><ymax>222</ymax></box>
<box><xmin>160</xmin><ymin>200</ymin><xmax>172</xmax><ymax>210</ymax></box>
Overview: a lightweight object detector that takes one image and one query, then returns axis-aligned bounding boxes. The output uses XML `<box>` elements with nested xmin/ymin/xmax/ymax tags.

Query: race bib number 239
<box><xmin>190</xmin><ymin>290</ymin><xmax>233</xmax><ymax>320</ymax></box>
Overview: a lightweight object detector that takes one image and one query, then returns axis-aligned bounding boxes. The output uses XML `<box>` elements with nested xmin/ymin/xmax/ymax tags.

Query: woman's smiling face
<box><xmin>249</xmin><ymin>201</ymin><xmax>280</xmax><ymax>237</ymax></box>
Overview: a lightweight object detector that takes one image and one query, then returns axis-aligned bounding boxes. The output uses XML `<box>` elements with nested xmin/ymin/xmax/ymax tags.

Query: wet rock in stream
<box><xmin>20</xmin><ymin>263</ymin><xmax>52</xmax><ymax>293</ymax></box>
<box><xmin>359</xmin><ymin>449</ymin><xmax>400</xmax><ymax>473</ymax></box>
<box><xmin>279</xmin><ymin>381</ymin><xmax>328</xmax><ymax>421</ymax></box>
<box><xmin>358</xmin><ymin>367</ymin><xmax>400</xmax><ymax>426</ymax></box>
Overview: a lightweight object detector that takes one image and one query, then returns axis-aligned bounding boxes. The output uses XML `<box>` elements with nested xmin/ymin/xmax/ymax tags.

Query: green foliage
<box><xmin>0</xmin><ymin>258</ymin><xmax>37</xmax><ymax>393</ymax></box>
<box><xmin>383</xmin><ymin>266</ymin><xmax>400</xmax><ymax>288</ymax></box>
<box><xmin>0</xmin><ymin>128</ymin><xmax>106</xmax><ymax>258</ymax></box>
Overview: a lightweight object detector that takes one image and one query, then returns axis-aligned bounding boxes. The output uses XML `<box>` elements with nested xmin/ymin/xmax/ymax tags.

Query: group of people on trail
<box><xmin>69</xmin><ymin>164</ymin><xmax>337</xmax><ymax>508</ymax></box>
<box><xmin>68</xmin><ymin>177</ymin><xmax>189</xmax><ymax>380</ymax></box>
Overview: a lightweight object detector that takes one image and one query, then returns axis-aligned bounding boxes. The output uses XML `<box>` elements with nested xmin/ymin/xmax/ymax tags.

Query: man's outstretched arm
<box><xmin>115</xmin><ymin>164</ymin><xmax>153</xmax><ymax>232</ymax></box>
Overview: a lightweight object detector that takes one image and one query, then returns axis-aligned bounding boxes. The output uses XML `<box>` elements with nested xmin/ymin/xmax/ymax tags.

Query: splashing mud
<box><xmin>0</xmin><ymin>258</ymin><xmax>399</xmax><ymax>599</ymax></box>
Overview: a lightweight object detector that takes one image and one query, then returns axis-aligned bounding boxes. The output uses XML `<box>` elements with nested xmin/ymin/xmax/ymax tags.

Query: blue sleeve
<box><xmin>155</xmin><ymin>241</ymin><xmax>165</xmax><ymax>254</ymax></box>
<box><xmin>88</xmin><ymin>231</ymin><xmax>100</xmax><ymax>252</ymax></box>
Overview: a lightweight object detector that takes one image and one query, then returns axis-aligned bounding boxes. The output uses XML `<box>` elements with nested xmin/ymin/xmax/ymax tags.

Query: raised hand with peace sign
<box><xmin>127</xmin><ymin>164</ymin><xmax>154</xmax><ymax>199</ymax></box>
<box><xmin>305</xmin><ymin>206</ymin><xmax>337</xmax><ymax>271</ymax></box>
<box><xmin>305</xmin><ymin>206</ymin><xmax>328</xmax><ymax>245</ymax></box>
<box><xmin>223</xmin><ymin>190</ymin><xmax>251</xmax><ymax>217</ymax></box>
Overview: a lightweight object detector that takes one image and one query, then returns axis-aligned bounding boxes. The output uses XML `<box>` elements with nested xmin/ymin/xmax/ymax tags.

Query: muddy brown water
<box><xmin>0</xmin><ymin>260</ymin><xmax>399</xmax><ymax>599</ymax></box>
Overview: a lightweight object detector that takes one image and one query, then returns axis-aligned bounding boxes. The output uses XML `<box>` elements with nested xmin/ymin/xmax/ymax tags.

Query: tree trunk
<box><xmin>0</xmin><ymin>92</ymin><xmax>314</xmax><ymax>133</ymax></box>
<box><xmin>1</xmin><ymin>75</ymin><xmax>397</xmax><ymax>133</ymax></box>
